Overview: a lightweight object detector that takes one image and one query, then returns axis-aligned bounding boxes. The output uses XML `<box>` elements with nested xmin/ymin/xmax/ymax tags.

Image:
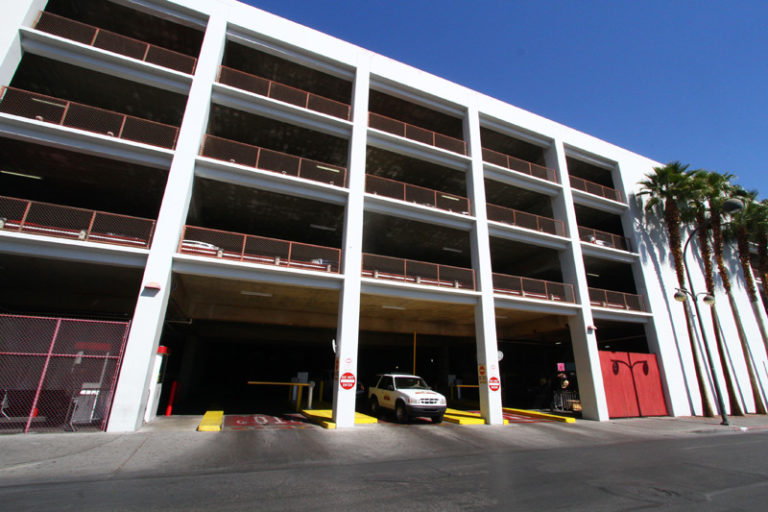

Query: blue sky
<box><xmin>242</xmin><ymin>1</ymin><xmax>767</xmax><ymax>197</ymax></box>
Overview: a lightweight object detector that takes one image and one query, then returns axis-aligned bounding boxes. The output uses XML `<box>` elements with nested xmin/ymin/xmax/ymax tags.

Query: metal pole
<box><xmin>683</xmin><ymin>228</ymin><xmax>730</xmax><ymax>425</ymax></box>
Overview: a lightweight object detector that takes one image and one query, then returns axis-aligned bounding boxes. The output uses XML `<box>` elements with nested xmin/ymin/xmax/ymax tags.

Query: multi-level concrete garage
<box><xmin>1</xmin><ymin>0</ymin><xmax>767</xmax><ymax>433</ymax></box>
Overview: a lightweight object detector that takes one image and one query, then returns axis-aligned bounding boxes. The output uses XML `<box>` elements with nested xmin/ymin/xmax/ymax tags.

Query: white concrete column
<box><xmin>546</xmin><ymin>141</ymin><xmax>609</xmax><ymax>420</ymax></box>
<box><xmin>107</xmin><ymin>13</ymin><xmax>228</xmax><ymax>432</ymax></box>
<box><xmin>0</xmin><ymin>0</ymin><xmax>45</xmax><ymax>84</ymax></box>
<box><xmin>331</xmin><ymin>57</ymin><xmax>370</xmax><ymax>428</ymax></box>
<box><xmin>464</xmin><ymin>107</ymin><xmax>503</xmax><ymax>425</ymax></box>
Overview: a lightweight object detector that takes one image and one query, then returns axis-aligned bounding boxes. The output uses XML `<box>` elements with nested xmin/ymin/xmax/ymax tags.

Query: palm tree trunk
<box><xmin>737</xmin><ymin>227</ymin><xmax>768</xmax><ymax>356</ymax></box>
<box><xmin>727</xmin><ymin>293</ymin><xmax>768</xmax><ymax>413</ymax></box>
<box><xmin>696</xmin><ymin>211</ymin><xmax>740</xmax><ymax>414</ymax></box>
<box><xmin>711</xmin><ymin>308</ymin><xmax>745</xmax><ymax>415</ymax></box>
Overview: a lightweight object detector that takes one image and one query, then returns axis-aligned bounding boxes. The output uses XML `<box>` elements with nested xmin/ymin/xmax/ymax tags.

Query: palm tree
<box><xmin>729</xmin><ymin>188</ymin><xmax>768</xmax><ymax>366</ymax></box>
<box><xmin>688</xmin><ymin>171</ymin><xmax>745</xmax><ymax>415</ymax></box>
<box><xmin>638</xmin><ymin>162</ymin><xmax>715</xmax><ymax>416</ymax></box>
<box><xmin>755</xmin><ymin>200</ymin><xmax>768</xmax><ymax>308</ymax></box>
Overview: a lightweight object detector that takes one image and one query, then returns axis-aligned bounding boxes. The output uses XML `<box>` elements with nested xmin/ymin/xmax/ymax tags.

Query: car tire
<box><xmin>395</xmin><ymin>401</ymin><xmax>408</xmax><ymax>424</ymax></box>
<box><xmin>369</xmin><ymin>396</ymin><xmax>379</xmax><ymax>417</ymax></box>
<box><xmin>432</xmin><ymin>412</ymin><xmax>444</xmax><ymax>424</ymax></box>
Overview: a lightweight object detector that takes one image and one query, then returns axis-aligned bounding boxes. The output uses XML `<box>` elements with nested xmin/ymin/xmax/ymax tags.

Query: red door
<box><xmin>599</xmin><ymin>351</ymin><xmax>668</xmax><ymax>418</ymax></box>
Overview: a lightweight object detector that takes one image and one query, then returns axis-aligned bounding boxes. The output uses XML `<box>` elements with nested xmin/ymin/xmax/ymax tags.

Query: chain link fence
<box><xmin>0</xmin><ymin>314</ymin><xmax>130</xmax><ymax>433</ymax></box>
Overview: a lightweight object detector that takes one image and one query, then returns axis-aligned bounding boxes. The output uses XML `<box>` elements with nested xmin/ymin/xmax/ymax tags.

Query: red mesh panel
<box><xmin>0</xmin><ymin>315</ymin><xmax>128</xmax><ymax>433</ymax></box>
<box><xmin>35</xmin><ymin>11</ymin><xmax>96</xmax><ymax>45</ymax></box>
<box><xmin>22</xmin><ymin>201</ymin><xmax>93</xmax><ymax>238</ymax></box>
<box><xmin>0</xmin><ymin>88</ymin><xmax>67</xmax><ymax>123</ymax></box>
<box><xmin>538</xmin><ymin>217</ymin><xmax>563</xmax><ymax>236</ymax></box>
<box><xmin>299</xmin><ymin>159</ymin><xmax>346</xmax><ymax>186</ymax></box>
<box><xmin>369</xmin><ymin>113</ymin><xmax>405</xmax><ymax>137</ymax></box>
<box><xmin>145</xmin><ymin>46</ymin><xmax>196</xmax><ymax>74</ymax></box>
<box><xmin>257</xmin><ymin>148</ymin><xmax>300</xmax><ymax>176</ymax></box>
<box><xmin>288</xmin><ymin>243</ymin><xmax>340</xmax><ymax>272</ymax></box>
<box><xmin>89</xmin><ymin>213</ymin><xmax>154</xmax><ymax>247</ymax></box>
<box><xmin>521</xmin><ymin>278</ymin><xmax>547</xmax><ymax>298</ymax></box>
<box><xmin>200</xmin><ymin>135</ymin><xmax>259</xmax><ymax>166</ymax></box>
<box><xmin>506</xmin><ymin>156</ymin><xmax>532</xmax><ymax>176</ymax></box>
<box><xmin>515</xmin><ymin>211</ymin><xmax>539</xmax><ymax>231</ymax></box>
<box><xmin>62</xmin><ymin>103</ymin><xmax>124</xmax><ymax>137</ymax></box>
<box><xmin>531</xmin><ymin>163</ymin><xmax>557</xmax><ymax>183</ymax></box>
<box><xmin>120</xmin><ymin>116</ymin><xmax>178</xmax><ymax>149</ymax></box>
<box><xmin>406</xmin><ymin>260</ymin><xmax>439</xmax><ymax>285</ymax></box>
<box><xmin>438</xmin><ymin>265</ymin><xmax>475</xmax><ymax>289</ymax></box>
<box><xmin>307</xmin><ymin>95</ymin><xmax>350</xmax><ymax>120</ymax></box>
<box><xmin>35</xmin><ymin>12</ymin><xmax>196</xmax><ymax>75</ymax></box>
<box><xmin>92</xmin><ymin>30</ymin><xmax>147</xmax><ymax>60</ymax></box>
<box><xmin>0</xmin><ymin>196</ymin><xmax>29</xmax><ymax>227</ymax></box>
<box><xmin>244</xmin><ymin>236</ymin><xmax>290</xmax><ymax>265</ymax></box>
<box><xmin>435</xmin><ymin>193</ymin><xmax>469</xmax><ymax>214</ymax></box>
<box><xmin>589</xmin><ymin>288</ymin><xmax>606</xmax><ymax>307</ymax></box>
<box><xmin>404</xmin><ymin>185</ymin><xmax>435</xmax><ymax>207</ymax></box>
<box><xmin>362</xmin><ymin>253</ymin><xmax>406</xmax><ymax>279</ymax></box>
<box><xmin>268</xmin><ymin>82</ymin><xmax>308</xmax><ymax>109</ymax></box>
<box><xmin>482</xmin><ymin>148</ymin><xmax>508</xmax><ymax>167</ymax></box>
<box><xmin>486</xmin><ymin>204</ymin><xmax>514</xmax><ymax>225</ymax></box>
<box><xmin>404</xmin><ymin>124</ymin><xmax>433</xmax><ymax>146</ymax></box>
<box><xmin>218</xmin><ymin>67</ymin><xmax>269</xmax><ymax>96</ymax></box>
<box><xmin>366</xmin><ymin>175</ymin><xmax>405</xmax><ymax>200</ymax></box>
<box><xmin>179</xmin><ymin>227</ymin><xmax>243</xmax><ymax>259</ymax></box>
<box><xmin>546</xmin><ymin>282</ymin><xmax>574</xmax><ymax>302</ymax></box>
<box><xmin>493</xmin><ymin>273</ymin><xmax>523</xmax><ymax>295</ymax></box>
<box><xmin>433</xmin><ymin>133</ymin><xmax>466</xmax><ymax>155</ymax></box>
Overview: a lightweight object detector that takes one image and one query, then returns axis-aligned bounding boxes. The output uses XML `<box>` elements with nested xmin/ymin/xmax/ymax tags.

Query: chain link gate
<box><xmin>0</xmin><ymin>315</ymin><xmax>130</xmax><ymax>433</ymax></box>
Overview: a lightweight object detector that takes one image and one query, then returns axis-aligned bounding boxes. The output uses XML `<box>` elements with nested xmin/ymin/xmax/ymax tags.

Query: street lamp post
<box><xmin>673</xmin><ymin>198</ymin><xmax>742</xmax><ymax>426</ymax></box>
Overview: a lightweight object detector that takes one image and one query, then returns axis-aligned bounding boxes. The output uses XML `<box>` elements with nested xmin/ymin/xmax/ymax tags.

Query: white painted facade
<box><xmin>0</xmin><ymin>0</ymin><xmax>766</xmax><ymax>432</ymax></box>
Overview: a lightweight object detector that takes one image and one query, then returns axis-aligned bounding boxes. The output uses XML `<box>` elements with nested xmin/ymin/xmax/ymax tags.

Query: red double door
<box><xmin>598</xmin><ymin>351</ymin><xmax>668</xmax><ymax>418</ymax></box>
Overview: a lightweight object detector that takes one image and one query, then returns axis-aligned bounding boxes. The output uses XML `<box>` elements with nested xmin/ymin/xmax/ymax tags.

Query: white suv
<box><xmin>368</xmin><ymin>373</ymin><xmax>447</xmax><ymax>423</ymax></box>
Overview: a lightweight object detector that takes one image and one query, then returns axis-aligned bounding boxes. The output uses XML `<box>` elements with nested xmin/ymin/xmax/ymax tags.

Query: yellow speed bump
<box><xmin>197</xmin><ymin>410</ymin><xmax>224</xmax><ymax>431</ymax></box>
<box><xmin>301</xmin><ymin>409</ymin><xmax>378</xmax><ymax>429</ymax></box>
<box><xmin>444</xmin><ymin>408</ymin><xmax>508</xmax><ymax>425</ymax></box>
<box><xmin>502</xmin><ymin>407</ymin><xmax>575</xmax><ymax>423</ymax></box>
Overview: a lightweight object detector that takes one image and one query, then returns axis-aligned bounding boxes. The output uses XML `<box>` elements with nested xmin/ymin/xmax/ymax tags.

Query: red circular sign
<box><xmin>478</xmin><ymin>365</ymin><xmax>486</xmax><ymax>376</ymax></box>
<box><xmin>340</xmin><ymin>372</ymin><xmax>356</xmax><ymax>390</ymax></box>
<box><xmin>489</xmin><ymin>376</ymin><xmax>500</xmax><ymax>391</ymax></box>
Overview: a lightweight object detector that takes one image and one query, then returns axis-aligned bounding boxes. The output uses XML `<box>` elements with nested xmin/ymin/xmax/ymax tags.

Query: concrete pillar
<box><xmin>331</xmin><ymin>58</ymin><xmax>370</xmax><ymax>427</ymax></box>
<box><xmin>464</xmin><ymin>107</ymin><xmax>503</xmax><ymax>425</ymax></box>
<box><xmin>546</xmin><ymin>141</ymin><xmax>609</xmax><ymax>420</ymax></box>
<box><xmin>107</xmin><ymin>14</ymin><xmax>228</xmax><ymax>432</ymax></box>
<box><xmin>0</xmin><ymin>0</ymin><xmax>45</xmax><ymax>84</ymax></box>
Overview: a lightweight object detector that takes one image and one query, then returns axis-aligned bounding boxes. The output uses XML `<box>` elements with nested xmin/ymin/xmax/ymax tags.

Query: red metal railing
<box><xmin>368</xmin><ymin>112</ymin><xmax>466</xmax><ymax>155</ymax></box>
<box><xmin>0</xmin><ymin>195</ymin><xmax>155</xmax><ymax>248</ymax></box>
<box><xmin>569</xmin><ymin>176</ymin><xmax>623</xmax><ymax>202</ymax></box>
<box><xmin>218</xmin><ymin>66</ymin><xmax>350</xmax><ymax>120</ymax></box>
<box><xmin>0</xmin><ymin>87</ymin><xmax>180</xmax><ymax>149</ymax></box>
<box><xmin>493</xmin><ymin>273</ymin><xmax>576</xmax><ymax>303</ymax></box>
<box><xmin>0</xmin><ymin>314</ymin><xmax>129</xmax><ymax>433</ymax></box>
<box><xmin>365</xmin><ymin>174</ymin><xmax>470</xmax><ymax>215</ymax></box>
<box><xmin>34</xmin><ymin>11</ymin><xmax>197</xmax><ymax>74</ymax></box>
<box><xmin>481</xmin><ymin>147</ymin><xmax>558</xmax><ymax>184</ymax></box>
<box><xmin>589</xmin><ymin>287</ymin><xmax>646</xmax><ymax>312</ymax></box>
<box><xmin>486</xmin><ymin>203</ymin><xmax>565</xmax><ymax>236</ymax></box>
<box><xmin>199</xmin><ymin>135</ymin><xmax>347</xmax><ymax>187</ymax></box>
<box><xmin>361</xmin><ymin>253</ymin><xmax>475</xmax><ymax>290</ymax></box>
<box><xmin>179</xmin><ymin>225</ymin><xmax>341</xmax><ymax>273</ymax></box>
<box><xmin>578</xmin><ymin>226</ymin><xmax>630</xmax><ymax>251</ymax></box>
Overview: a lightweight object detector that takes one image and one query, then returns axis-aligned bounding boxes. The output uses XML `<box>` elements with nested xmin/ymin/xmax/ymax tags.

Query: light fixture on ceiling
<box><xmin>240</xmin><ymin>291</ymin><xmax>273</xmax><ymax>297</ymax></box>
<box><xmin>382</xmin><ymin>305</ymin><xmax>406</xmax><ymax>310</ymax></box>
<box><xmin>310</xmin><ymin>224</ymin><xmax>336</xmax><ymax>232</ymax></box>
<box><xmin>1</xmin><ymin>170</ymin><xmax>43</xmax><ymax>180</ymax></box>
<box><xmin>586</xmin><ymin>272</ymin><xmax>600</xmax><ymax>278</ymax></box>
<box><xmin>496</xmin><ymin>315</ymin><xmax>508</xmax><ymax>319</ymax></box>
<box><xmin>442</xmin><ymin>247</ymin><xmax>462</xmax><ymax>254</ymax></box>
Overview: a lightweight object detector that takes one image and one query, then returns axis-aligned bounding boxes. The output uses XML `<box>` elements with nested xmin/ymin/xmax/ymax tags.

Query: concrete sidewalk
<box><xmin>1</xmin><ymin>414</ymin><xmax>767</xmax><ymax>487</ymax></box>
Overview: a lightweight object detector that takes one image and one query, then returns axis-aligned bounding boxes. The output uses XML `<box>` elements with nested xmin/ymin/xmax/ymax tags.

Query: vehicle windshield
<box><xmin>394</xmin><ymin>377</ymin><xmax>429</xmax><ymax>390</ymax></box>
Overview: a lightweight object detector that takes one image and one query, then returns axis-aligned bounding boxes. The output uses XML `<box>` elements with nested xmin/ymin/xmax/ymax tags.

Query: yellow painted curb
<box><xmin>503</xmin><ymin>407</ymin><xmax>575</xmax><ymax>423</ymax></box>
<box><xmin>444</xmin><ymin>408</ymin><xmax>509</xmax><ymax>425</ymax></box>
<box><xmin>301</xmin><ymin>409</ymin><xmax>377</xmax><ymax>429</ymax></box>
<box><xmin>197</xmin><ymin>410</ymin><xmax>224</xmax><ymax>431</ymax></box>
